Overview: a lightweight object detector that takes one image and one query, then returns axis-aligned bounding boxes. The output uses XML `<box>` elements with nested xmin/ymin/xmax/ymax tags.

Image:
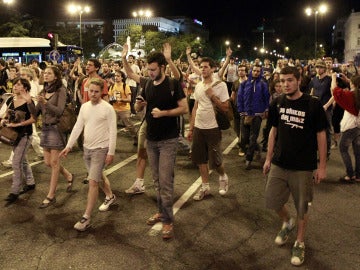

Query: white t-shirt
<box><xmin>225</xmin><ymin>63</ymin><xmax>238</xmax><ymax>82</ymax></box>
<box><xmin>194</xmin><ymin>79</ymin><xmax>229</xmax><ymax>129</ymax></box>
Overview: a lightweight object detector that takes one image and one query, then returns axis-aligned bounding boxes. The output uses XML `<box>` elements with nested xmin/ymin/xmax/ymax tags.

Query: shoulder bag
<box><xmin>0</xmin><ymin>98</ymin><xmax>21</xmax><ymax>146</ymax></box>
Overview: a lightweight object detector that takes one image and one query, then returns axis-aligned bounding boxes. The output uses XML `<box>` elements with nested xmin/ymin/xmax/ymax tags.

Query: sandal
<box><xmin>39</xmin><ymin>197</ymin><xmax>56</xmax><ymax>209</ymax></box>
<box><xmin>146</xmin><ymin>213</ymin><xmax>162</xmax><ymax>225</ymax></box>
<box><xmin>66</xmin><ymin>174</ymin><xmax>75</xmax><ymax>193</ymax></box>
<box><xmin>162</xmin><ymin>223</ymin><xmax>174</xmax><ymax>240</ymax></box>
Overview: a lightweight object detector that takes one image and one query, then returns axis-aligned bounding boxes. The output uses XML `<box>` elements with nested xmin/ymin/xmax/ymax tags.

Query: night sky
<box><xmin>10</xmin><ymin>0</ymin><xmax>360</xmax><ymax>43</ymax></box>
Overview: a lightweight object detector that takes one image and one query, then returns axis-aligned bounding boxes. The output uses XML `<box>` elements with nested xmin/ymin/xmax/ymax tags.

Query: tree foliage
<box><xmin>114</xmin><ymin>24</ymin><xmax>211</xmax><ymax>60</ymax></box>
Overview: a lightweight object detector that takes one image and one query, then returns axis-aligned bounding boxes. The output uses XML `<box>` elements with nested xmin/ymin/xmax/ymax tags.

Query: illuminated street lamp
<box><xmin>132</xmin><ymin>9</ymin><xmax>152</xmax><ymax>18</ymax></box>
<box><xmin>68</xmin><ymin>4</ymin><xmax>91</xmax><ymax>48</ymax></box>
<box><xmin>3</xmin><ymin>0</ymin><xmax>14</xmax><ymax>4</ymax></box>
<box><xmin>305</xmin><ymin>4</ymin><xmax>328</xmax><ymax>58</ymax></box>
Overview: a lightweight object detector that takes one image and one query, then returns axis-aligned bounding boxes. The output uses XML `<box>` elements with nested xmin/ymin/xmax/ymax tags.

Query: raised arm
<box><xmin>218</xmin><ymin>47</ymin><xmax>232</xmax><ymax>79</ymax></box>
<box><xmin>121</xmin><ymin>44</ymin><xmax>141</xmax><ymax>84</ymax></box>
<box><xmin>186</xmin><ymin>46</ymin><xmax>201</xmax><ymax>76</ymax></box>
<box><xmin>163</xmin><ymin>43</ymin><xmax>181</xmax><ymax>80</ymax></box>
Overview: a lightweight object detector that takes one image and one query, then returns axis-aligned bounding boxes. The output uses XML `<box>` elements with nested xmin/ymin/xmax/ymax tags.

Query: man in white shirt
<box><xmin>187</xmin><ymin>57</ymin><xmax>230</xmax><ymax>201</ymax></box>
<box><xmin>60</xmin><ymin>78</ymin><xmax>117</xmax><ymax>232</ymax></box>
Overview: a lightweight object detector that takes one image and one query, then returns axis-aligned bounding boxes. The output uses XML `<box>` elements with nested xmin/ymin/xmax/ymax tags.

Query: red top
<box><xmin>333</xmin><ymin>86</ymin><xmax>358</xmax><ymax>116</ymax></box>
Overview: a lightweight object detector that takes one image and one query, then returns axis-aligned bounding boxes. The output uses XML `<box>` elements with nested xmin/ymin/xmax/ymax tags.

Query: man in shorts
<box><xmin>60</xmin><ymin>78</ymin><xmax>117</xmax><ymax>231</ymax></box>
<box><xmin>263</xmin><ymin>66</ymin><xmax>327</xmax><ymax>266</ymax></box>
<box><xmin>187</xmin><ymin>57</ymin><xmax>230</xmax><ymax>201</ymax></box>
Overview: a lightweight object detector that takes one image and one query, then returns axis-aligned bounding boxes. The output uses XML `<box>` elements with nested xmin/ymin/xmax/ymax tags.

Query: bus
<box><xmin>0</xmin><ymin>37</ymin><xmax>83</xmax><ymax>64</ymax></box>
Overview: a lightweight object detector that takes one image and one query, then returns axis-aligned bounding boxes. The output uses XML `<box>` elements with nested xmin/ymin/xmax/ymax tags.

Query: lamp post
<box><xmin>68</xmin><ymin>4</ymin><xmax>91</xmax><ymax>48</ymax></box>
<box><xmin>305</xmin><ymin>4</ymin><xmax>327</xmax><ymax>59</ymax></box>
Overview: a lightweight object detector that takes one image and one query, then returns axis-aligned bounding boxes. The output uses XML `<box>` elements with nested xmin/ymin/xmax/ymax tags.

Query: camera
<box><xmin>109</xmin><ymin>95</ymin><xmax>116</xmax><ymax>105</ymax></box>
<box><xmin>336</xmin><ymin>73</ymin><xmax>341</xmax><ymax>78</ymax></box>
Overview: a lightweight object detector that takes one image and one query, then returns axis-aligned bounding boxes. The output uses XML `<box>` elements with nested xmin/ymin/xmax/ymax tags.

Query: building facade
<box><xmin>344</xmin><ymin>11</ymin><xmax>360</xmax><ymax>65</ymax></box>
<box><xmin>112</xmin><ymin>16</ymin><xmax>209</xmax><ymax>42</ymax></box>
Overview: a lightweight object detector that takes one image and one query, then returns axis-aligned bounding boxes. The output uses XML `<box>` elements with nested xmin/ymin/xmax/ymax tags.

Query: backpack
<box><xmin>211</xmin><ymin>80</ymin><xmax>234</xmax><ymax>130</ymax></box>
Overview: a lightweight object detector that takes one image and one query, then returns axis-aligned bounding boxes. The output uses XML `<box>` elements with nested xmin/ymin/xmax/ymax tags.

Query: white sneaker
<box><xmin>125</xmin><ymin>180</ymin><xmax>145</xmax><ymax>194</ymax></box>
<box><xmin>275</xmin><ymin>218</ymin><xmax>295</xmax><ymax>245</ymax></box>
<box><xmin>1</xmin><ymin>160</ymin><xmax>12</xmax><ymax>168</ymax></box>
<box><xmin>98</xmin><ymin>194</ymin><xmax>116</xmax><ymax>212</ymax></box>
<box><xmin>219</xmin><ymin>174</ymin><xmax>229</xmax><ymax>195</ymax></box>
<box><xmin>74</xmin><ymin>216</ymin><xmax>90</xmax><ymax>231</ymax></box>
<box><xmin>193</xmin><ymin>185</ymin><xmax>210</xmax><ymax>201</ymax></box>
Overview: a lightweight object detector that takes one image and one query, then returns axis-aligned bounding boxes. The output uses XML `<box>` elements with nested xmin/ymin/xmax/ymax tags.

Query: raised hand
<box><xmin>163</xmin><ymin>43</ymin><xmax>172</xmax><ymax>61</ymax></box>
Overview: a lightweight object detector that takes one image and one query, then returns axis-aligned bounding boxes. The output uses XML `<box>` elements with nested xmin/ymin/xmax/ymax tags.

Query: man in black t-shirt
<box><xmin>122</xmin><ymin>43</ymin><xmax>188</xmax><ymax>240</ymax></box>
<box><xmin>263</xmin><ymin>66</ymin><xmax>327</xmax><ymax>266</ymax></box>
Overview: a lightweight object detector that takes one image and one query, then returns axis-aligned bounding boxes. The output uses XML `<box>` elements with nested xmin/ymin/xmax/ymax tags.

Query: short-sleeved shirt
<box><xmin>194</xmin><ymin>80</ymin><xmax>229</xmax><ymax>129</ymax></box>
<box><xmin>108</xmin><ymin>83</ymin><xmax>132</xmax><ymax>112</ymax></box>
<box><xmin>308</xmin><ymin>76</ymin><xmax>332</xmax><ymax>109</ymax></box>
<box><xmin>268</xmin><ymin>93</ymin><xmax>328</xmax><ymax>170</ymax></box>
<box><xmin>139</xmin><ymin>76</ymin><xmax>185</xmax><ymax>141</ymax></box>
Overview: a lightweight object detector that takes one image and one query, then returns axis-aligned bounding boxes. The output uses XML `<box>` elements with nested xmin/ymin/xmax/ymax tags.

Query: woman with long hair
<box><xmin>332</xmin><ymin>74</ymin><xmax>360</xmax><ymax>183</ymax></box>
<box><xmin>29</xmin><ymin>65</ymin><xmax>74</xmax><ymax>207</ymax></box>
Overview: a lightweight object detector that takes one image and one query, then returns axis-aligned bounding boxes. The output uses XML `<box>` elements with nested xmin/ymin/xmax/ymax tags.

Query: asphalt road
<box><xmin>0</xmin><ymin>120</ymin><xmax>359</xmax><ymax>270</ymax></box>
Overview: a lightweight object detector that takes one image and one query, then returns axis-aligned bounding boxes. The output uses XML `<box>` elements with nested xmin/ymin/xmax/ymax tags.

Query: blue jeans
<box><xmin>339</xmin><ymin>127</ymin><xmax>360</xmax><ymax>178</ymax></box>
<box><xmin>11</xmin><ymin>135</ymin><xmax>34</xmax><ymax>194</ymax></box>
<box><xmin>240</xmin><ymin>116</ymin><xmax>262</xmax><ymax>161</ymax></box>
<box><xmin>146</xmin><ymin>137</ymin><xmax>178</xmax><ymax>224</ymax></box>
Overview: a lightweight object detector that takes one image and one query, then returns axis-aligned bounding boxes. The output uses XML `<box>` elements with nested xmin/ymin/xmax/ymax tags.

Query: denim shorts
<box><xmin>83</xmin><ymin>147</ymin><xmax>108</xmax><ymax>182</ymax></box>
<box><xmin>40</xmin><ymin>124</ymin><xmax>65</xmax><ymax>150</ymax></box>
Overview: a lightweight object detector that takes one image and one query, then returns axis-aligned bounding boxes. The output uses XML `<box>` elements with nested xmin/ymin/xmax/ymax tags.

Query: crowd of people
<box><xmin>1</xmin><ymin>46</ymin><xmax>360</xmax><ymax>266</ymax></box>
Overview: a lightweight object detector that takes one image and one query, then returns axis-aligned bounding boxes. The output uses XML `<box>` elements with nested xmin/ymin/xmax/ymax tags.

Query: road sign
<box><xmin>49</xmin><ymin>50</ymin><xmax>60</xmax><ymax>61</ymax></box>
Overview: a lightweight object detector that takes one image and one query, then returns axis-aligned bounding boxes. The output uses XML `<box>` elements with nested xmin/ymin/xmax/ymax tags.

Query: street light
<box><xmin>305</xmin><ymin>4</ymin><xmax>328</xmax><ymax>59</ymax></box>
<box><xmin>132</xmin><ymin>9</ymin><xmax>152</xmax><ymax>18</ymax></box>
<box><xmin>3</xmin><ymin>0</ymin><xmax>14</xmax><ymax>4</ymax></box>
<box><xmin>68</xmin><ymin>4</ymin><xmax>91</xmax><ymax>48</ymax></box>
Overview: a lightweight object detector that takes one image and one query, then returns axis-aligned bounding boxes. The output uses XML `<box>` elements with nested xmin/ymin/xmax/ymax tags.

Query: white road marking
<box><xmin>0</xmin><ymin>160</ymin><xmax>43</xmax><ymax>179</ymax></box>
<box><xmin>148</xmin><ymin>137</ymin><xmax>238</xmax><ymax>235</ymax></box>
<box><xmin>104</xmin><ymin>154</ymin><xmax>137</xmax><ymax>176</ymax></box>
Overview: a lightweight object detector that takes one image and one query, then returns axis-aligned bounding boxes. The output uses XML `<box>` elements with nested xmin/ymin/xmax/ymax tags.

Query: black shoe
<box><xmin>19</xmin><ymin>184</ymin><xmax>36</xmax><ymax>194</ymax></box>
<box><xmin>5</xmin><ymin>193</ymin><xmax>18</xmax><ymax>203</ymax></box>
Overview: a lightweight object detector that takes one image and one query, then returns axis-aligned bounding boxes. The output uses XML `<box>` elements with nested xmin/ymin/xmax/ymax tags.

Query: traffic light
<box><xmin>47</xmin><ymin>32</ymin><xmax>58</xmax><ymax>50</ymax></box>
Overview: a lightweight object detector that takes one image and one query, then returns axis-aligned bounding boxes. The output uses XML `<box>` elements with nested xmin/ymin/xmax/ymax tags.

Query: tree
<box><xmin>114</xmin><ymin>24</ymin><xmax>214</xmax><ymax>60</ymax></box>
